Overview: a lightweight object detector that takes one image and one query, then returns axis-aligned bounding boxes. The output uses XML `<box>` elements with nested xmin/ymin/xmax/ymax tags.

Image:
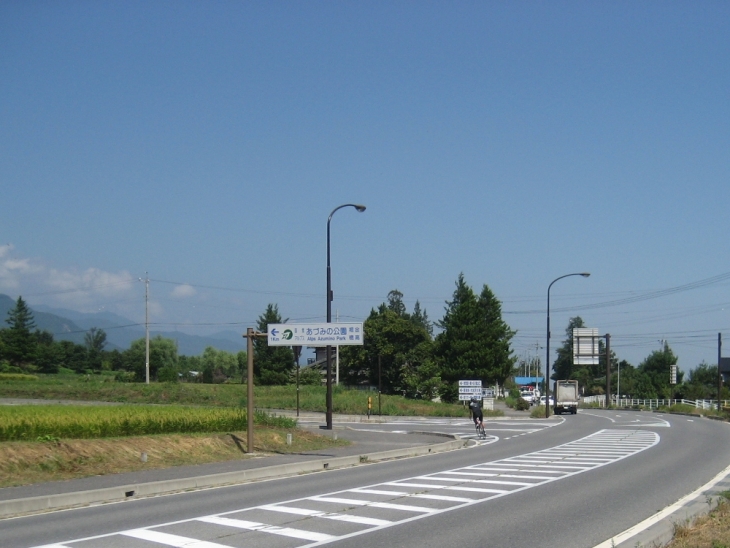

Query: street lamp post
<box><xmin>546</xmin><ymin>272</ymin><xmax>590</xmax><ymax>418</ymax></box>
<box><xmin>326</xmin><ymin>203</ymin><xmax>366</xmax><ymax>429</ymax></box>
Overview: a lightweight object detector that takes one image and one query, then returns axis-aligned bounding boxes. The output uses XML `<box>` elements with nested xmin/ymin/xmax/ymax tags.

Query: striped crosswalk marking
<box><xmin>30</xmin><ymin>429</ymin><xmax>659</xmax><ymax>548</ymax></box>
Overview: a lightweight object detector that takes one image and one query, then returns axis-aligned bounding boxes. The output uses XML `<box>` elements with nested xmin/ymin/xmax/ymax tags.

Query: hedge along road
<box><xmin>4</xmin><ymin>410</ymin><xmax>730</xmax><ymax>548</ymax></box>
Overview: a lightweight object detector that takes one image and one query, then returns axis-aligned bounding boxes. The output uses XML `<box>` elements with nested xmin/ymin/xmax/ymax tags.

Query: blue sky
<box><xmin>2</xmin><ymin>1</ymin><xmax>729</xmax><ymax>372</ymax></box>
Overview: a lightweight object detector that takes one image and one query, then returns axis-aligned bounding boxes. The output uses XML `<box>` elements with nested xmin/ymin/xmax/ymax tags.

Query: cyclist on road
<box><xmin>469</xmin><ymin>398</ymin><xmax>483</xmax><ymax>430</ymax></box>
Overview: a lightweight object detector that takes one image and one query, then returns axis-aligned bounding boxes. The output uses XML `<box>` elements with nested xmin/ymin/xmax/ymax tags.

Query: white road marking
<box><xmin>122</xmin><ymin>529</ymin><xmax>231</xmax><ymax>547</ymax></box>
<box><xmin>31</xmin><ymin>429</ymin><xmax>659</xmax><ymax>548</ymax></box>
<box><xmin>198</xmin><ymin>515</ymin><xmax>334</xmax><ymax>541</ymax></box>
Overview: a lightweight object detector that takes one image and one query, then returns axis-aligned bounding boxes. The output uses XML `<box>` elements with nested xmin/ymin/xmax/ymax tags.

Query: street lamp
<box><xmin>326</xmin><ymin>203</ymin><xmax>366</xmax><ymax>429</ymax></box>
<box><xmin>546</xmin><ymin>272</ymin><xmax>590</xmax><ymax>418</ymax></box>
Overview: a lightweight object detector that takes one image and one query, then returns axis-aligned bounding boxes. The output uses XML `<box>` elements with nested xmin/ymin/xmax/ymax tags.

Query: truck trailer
<box><xmin>553</xmin><ymin>380</ymin><xmax>579</xmax><ymax>415</ymax></box>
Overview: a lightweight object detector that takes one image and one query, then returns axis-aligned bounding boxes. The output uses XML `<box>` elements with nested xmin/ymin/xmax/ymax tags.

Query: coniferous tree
<box><xmin>3</xmin><ymin>296</ymin><xmax>38</xmax><ymax>370</ymax></box>
<box><xmin>253</xmin><ymin>304</ymin><xmax>294</xmax><ymax>385</ymax></box>
<box><xmin>435</xmin><ymin>274</ymin><xmax>516</xmax><ymax>401</ymax></box>
<box><xmin>411</xmin><ymin>300</ymin><xmax>432</xmax><ymax>336</ymax></box>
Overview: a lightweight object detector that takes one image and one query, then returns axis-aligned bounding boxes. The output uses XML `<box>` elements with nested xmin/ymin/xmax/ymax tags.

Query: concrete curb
<box><xmin>0</xmin><ymin>437</ymin><xmax>467</xmax><ymax>519</ymax></box>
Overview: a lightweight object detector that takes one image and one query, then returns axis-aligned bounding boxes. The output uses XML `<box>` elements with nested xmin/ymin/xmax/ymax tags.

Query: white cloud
<box><xmin>171</xmin><ymin>284</ymin><xmax>197</xmax><ymax>299</ymax></box>
<box><xmin>0</xmin><ymin>244</ymin><xmax>138</xmax><ymax>311</ymax></box>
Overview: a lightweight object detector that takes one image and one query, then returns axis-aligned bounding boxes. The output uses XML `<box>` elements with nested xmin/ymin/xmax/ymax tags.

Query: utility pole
<box><xmin>144</xmin><ymin>273</ymin><xmax>150</xmax><ymax>384</ymax></box>
<box><xmin>605</xmin><ymin>333</ymin><xmax>611</xmax><ymax>409</ymax></box>
<box><xmin>718</xmin><ymin>333</ymin><xmax>723</xmax><ymax>413</ymax></box>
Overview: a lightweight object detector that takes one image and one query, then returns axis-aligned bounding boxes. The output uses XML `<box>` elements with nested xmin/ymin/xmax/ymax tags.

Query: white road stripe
<box><xmin>198</xmin><ymin>516</ymin><xmax>334</xmax><ymax>542</ymax></box>
<box><xmin>122</xmin><ymin>529</ymin><xmax>231</xmax><ymax>548</ymax></box>
<box><xmin>387</xmin><ymin>481</ymin><xmax>509</xmax><ymax>494</ymax></box>
<box><xmin>351</xmin><ymin>488</ymin><xmax>409</xmax><ymax>496</ymax></box>
<box><xmin>311</xmin><ymin>497</ymin><xmax>433</xmax><ymax>513</ymax></box>
<box><xmin>412</xmin><ymin>494</ymin><xmax>474</xmax><ymax>502</ymax></box>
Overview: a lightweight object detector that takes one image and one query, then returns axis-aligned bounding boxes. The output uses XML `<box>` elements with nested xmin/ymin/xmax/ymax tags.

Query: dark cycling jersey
<box><xmin>472</xmin><ymin>406</ymin><xmax>483</xmax><ymax>424</ymax></box>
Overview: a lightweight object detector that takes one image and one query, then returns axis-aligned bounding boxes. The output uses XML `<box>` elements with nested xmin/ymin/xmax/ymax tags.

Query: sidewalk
<box><xmin>0</xmin><ymin>413</ymin><xmax>467</xmax><ymax>518</ymax></box>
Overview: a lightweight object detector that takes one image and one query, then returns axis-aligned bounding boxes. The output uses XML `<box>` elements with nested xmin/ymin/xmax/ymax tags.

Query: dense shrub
<box><xmin>514</xmin><ymin>397</ymin><xmax>530</xmax><ymax>411</ymax></box>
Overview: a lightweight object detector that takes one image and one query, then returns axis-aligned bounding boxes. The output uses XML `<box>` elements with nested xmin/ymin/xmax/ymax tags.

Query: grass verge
<box><xmin>0</xmin><ymin>428</ymin><xmax>348</xmax><ymax>488</ymax></box>
<box><xmin>666</xmin><ymin>491</ymin><xmax>730</xmax><ymax>547</ymax></box>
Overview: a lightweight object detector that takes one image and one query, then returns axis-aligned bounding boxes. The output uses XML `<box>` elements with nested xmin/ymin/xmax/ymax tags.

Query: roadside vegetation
<box><xmin>0</xmin><ymin>428</ymin><xmax>348</xmax><ymax>488</ymax></box>
<box><xmin>666</xmin><ymin>491</ymin><xmax>730</xmax><ymax>548</ymax></box>
<box><xmin>0</xmin><ymin>404</ymin><xmax>295</xmax><ymax>441</ymax></box>
<box><xmin>0</xmin><ymin>374</ymin><xmax>477</xmax><ymax>417</ymax></box>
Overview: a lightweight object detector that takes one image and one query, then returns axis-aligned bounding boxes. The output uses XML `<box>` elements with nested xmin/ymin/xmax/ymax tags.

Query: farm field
<box><xmin>0</xmin><ymin>374</ymin><xmax>485</xmax><ymax>417</ymax></box>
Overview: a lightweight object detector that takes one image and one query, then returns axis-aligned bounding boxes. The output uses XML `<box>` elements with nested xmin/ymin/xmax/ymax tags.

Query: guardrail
<box><xmin>580</xmin><ymin>397</ymin><xmax>730</xmax><ymax>410</ymax></box>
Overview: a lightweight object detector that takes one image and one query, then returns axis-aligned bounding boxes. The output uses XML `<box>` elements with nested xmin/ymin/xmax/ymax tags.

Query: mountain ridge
<box><xmin>0</xmin><ymin>295</ymin><xmax>246</xmax><ymax>356</ymax></box>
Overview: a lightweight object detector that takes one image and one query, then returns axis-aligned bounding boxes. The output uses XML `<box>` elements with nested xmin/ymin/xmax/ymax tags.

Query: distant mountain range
<box><xmin>0</xmin><ymin>294</ymin><xmax>246</xmax><ymax>356</ymax></box>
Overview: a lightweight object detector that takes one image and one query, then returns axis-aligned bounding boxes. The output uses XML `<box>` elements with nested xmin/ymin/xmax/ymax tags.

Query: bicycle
<box><xmin>474</xmin><ymin>420</ymin><xmax>486</xmax><ymax>439</ymax></box>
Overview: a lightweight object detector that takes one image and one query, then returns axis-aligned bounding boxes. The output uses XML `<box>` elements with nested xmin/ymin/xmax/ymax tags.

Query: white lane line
<box><xmin>198</xmin><ymin>516</ymin><xmax>334</xmax><ymax>542</ymax></box>
<box><xmin>122</xmin><ymin>529</ymin><xmax>231</xmax><ymax>548</ymax></box>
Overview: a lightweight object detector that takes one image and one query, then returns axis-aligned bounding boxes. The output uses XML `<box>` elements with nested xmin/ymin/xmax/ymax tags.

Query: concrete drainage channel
<box><xmin>0</xmin><ymin>437</ymin><xmax>468</xmax><ymax>519</ymax></box>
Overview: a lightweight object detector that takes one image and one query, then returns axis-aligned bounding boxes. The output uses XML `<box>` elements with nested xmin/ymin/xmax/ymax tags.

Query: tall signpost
<box><xmin>243</xmin><ymin>328</ymin><xmax>267</xmax><ymax>453</ymax></box>
<box><xmin>268</xmin><ymin>322</ymin><xmax>364</xmax><ymax>427</ymax></box>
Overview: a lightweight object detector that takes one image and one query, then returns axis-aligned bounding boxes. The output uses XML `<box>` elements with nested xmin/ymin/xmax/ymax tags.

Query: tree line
<box><xmin>2</xmin><ymin>277</ymin><xmax>724</xmax><ymax>402</ymax></box>
<box><xmin>549</xmin><ymin>316</ymin><xmax>727</xmax><ymax>401</ymax></box>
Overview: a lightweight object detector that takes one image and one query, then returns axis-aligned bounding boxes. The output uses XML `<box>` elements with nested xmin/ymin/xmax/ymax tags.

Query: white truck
<box><xmin>553</xmin><ymin>380</ymin><xmax>579</xmax><ymax>415</ymax></box>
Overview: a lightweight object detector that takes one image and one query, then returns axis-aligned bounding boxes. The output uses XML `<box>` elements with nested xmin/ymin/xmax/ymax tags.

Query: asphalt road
<box><xmin>3</xmin><ymin>410</ymin><xmax>730</xmax><ymax>548</ymax></box>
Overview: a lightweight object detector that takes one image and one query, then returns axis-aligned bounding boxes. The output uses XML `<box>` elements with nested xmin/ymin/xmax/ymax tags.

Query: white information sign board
<box><xmin>267</xmin><ymin>323</ymin><xmax>364</xmax><ymax>347</ymax></box>
<box><xmin>459</xmin><ymin>380</ymin><xmax>482</xmax><ymax>387</ymax></box>
<box><xmin>458</xmin><ymin>379</ymin><xmax>482</xmax><ymax>400</ymax></box>
<box><xmin>573</xmin><ymin>328</ymin><xmax>600</xmax><ymax>365</ymax></box>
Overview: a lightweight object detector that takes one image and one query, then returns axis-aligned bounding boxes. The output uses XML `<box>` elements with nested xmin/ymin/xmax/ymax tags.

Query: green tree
<box><xmin>552</xmin><ymin>317</ymin><xmax>623</xmax><ymax>396</ymax></box>
<box><xmin>253</xmin><ymin>304</ymin><xmax>294</xmax><ymax>385</ymax></box>
<box><xmin>612</xmin><ymin>359</ymin><xmax>635</xmax><ymax>398</ymax></box>
<box><xmin>201</xmin><ymin>346</ymin><xmax>238</xmax><ymax>383</ymax></box>
<box><xmin>124</xmin><ymin>336</ymin><xmax>178</xmax><ymax>381</ymax></box>
<box><xmin>57</xmin><ymin>340</ymin><xmax>88</xmax><ymax>373</ymax></box>
<box><xmin>34</xmin><ymin>330</ymin><xmax>59</xmax><ymax>374</ymax></box>
<box><xmin>434</xmin><ymin>274</ymin><xmax>516</xmax><ymax>402</ymax></box>
<box><xmin>340</xmin><ymin>291</ymin><xmax>433</xmax><ymax>394</ymax></box>
<box><xmin>411</xmin><ymin>300</ymin><xmax>432</xmax><ymax>336</ymax></box>
<box><xmin>84</xmin><ymin>327</ymin><xmax>107</xmax><ymax>372</ymax></box>
<box><xmin>678</xmin><ymin>361</ymin><xmax>727</xmax><ymax>400</ymax></box>
<box><xmin>636</xmin><ymin>342</ymin><xmax>682</xmax><ymax>398</ymax></box>
<box><xmin>552</xmin><ymin>317</ymin><xmax>586</xmax><ymax>381</ymax></box>
<box><xmin>3</xmin><ymin>296</ymin><xmax>38</xmax><ymax>370</ymax></box>
<box><xmin>178</xmin><ymin>355</ymin><xmax>202</xmax><ymax>381</ymax></box>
